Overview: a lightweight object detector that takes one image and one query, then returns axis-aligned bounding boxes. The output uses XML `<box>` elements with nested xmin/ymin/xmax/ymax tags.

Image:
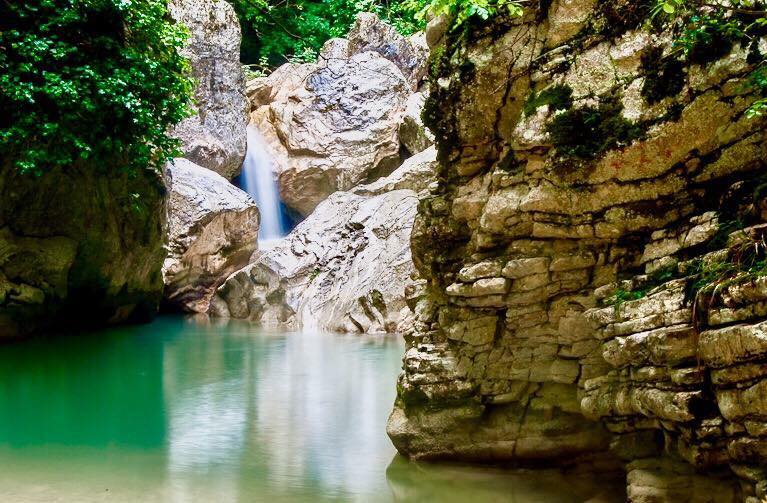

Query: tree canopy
<box><xmin>0</xmin><ymin>0</ymin><xmax>193</xmax><ymax>176</ymax></box>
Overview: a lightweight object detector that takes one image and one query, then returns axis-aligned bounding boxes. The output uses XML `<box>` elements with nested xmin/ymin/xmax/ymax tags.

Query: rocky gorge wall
<box><xmin>0</xmin><ymin>0</ymin><xmax>255</xmax><ymax>335</ymax></box>
<box><xmin>210</xmin><ymin>14</ymin><xmax>438</xmax><ymax>334</ymax></box>
<box><xmin>388</xmin><ymin>1</ymin><xmax>767</xmax><ymax>500</ymax></box>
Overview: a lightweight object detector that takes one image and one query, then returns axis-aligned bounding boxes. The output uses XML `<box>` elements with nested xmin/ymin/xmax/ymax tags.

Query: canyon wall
<box><xmin>388</xmin><ymin>1</ymin><xmax>767</xmax><ymax>500</ymax></box>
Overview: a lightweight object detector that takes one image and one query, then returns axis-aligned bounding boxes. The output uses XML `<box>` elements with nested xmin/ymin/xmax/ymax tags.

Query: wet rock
<box><xmin>209</xmin><ymin>262</ymin><xmax>295</xmax><ymax>329</ymax></box>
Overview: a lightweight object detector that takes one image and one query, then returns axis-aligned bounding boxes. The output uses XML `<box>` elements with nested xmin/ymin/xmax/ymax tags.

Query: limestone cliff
<box><xmin>388</xmin><ymin>1</ymin><xmax>767</xmax><ymax>500</ymax></box>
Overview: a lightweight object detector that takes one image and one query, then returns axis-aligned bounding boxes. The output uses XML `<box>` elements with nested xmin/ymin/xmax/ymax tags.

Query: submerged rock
<box><xmin>163</xmin><ymin>159</ymin><xmax>259</xmax><ymax>313</ymax></box>
<box><xmin>213</xmin><ymin>190</ymin><xmax>419</xmax><ymax>334</ymax></box>
<box><xmin>0</xmin><ymin>161</ymin><xmax>166</xmax><ymax>338</ymax></box>
<box><xmin>169</xmin><ymin>0</ymin><xmax>247</xmax><ymax>179</ymax></box>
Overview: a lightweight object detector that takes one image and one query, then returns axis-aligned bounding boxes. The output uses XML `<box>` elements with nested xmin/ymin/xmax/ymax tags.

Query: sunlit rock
<box><xmin>346</xmin><ymin>12</ymin><xmax>429</xmax><ymax>90</ymax></box>
<box><xmin>163</xmin><ymin>159</ymin><xmax>259</xmax><ymax>313</ymax></box>
<box><xmin>213</xmin><ymin>190</ymin><xmax>418</xmax><ymax>334</ymax></box>
<box><xmin>249</xmin><ymin>52</ymin><xmax>410</xmax><ymax>216</ymax></box>
<box><xmin>169</xmin><ymin>0</ymin><xmax>248</xmax><ymax>179</ymax></box>
<box><xmin>353</xmin><ymin>146</ymin><xmax>438</xmax><ymax>197</ymax></box>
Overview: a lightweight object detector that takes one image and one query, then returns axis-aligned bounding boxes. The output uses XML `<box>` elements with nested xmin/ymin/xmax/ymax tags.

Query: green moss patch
<box><xmin>523</xmin><ymin>84</ymin><xmax>573</xmax><ymax>117</ymax></box>
<box><xmin>545</xmin><ymin>96</ymin><xmax>644</xmax><ymax>160</ymax></box>
<box><xmin>640</xmin><ymin>47</ymin><xmax>686</xmax><ymax>105</ymax></box>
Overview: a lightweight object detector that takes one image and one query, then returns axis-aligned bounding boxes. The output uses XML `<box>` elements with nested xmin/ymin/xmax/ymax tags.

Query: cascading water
<box><xmin>241</xmin><ymin>127</ymin><xmax>286</xmax><ymax>241</ymax></box>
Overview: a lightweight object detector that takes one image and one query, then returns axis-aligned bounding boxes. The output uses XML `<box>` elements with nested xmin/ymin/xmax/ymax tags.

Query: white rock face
<box><xmin>213</xmin><ymin>190</ymin><xmax>421</xmax><ymax>334</ymax></box>
<box><xmin>353</xmin><ymin>146</ymin><xmax>438</xmax><ymax>197</ymax></box>
<box><xmin>163</xmin><ymin>159</ymin><xmax>259</xmax><ymax>313</ymax></box>
<box><xmin>346</xmin><ymin>12</ymin><xmax>429</xmax><ymax>90</ymax></box>
<box><xmin>169</xmin><ymin>0</ymin><xmax>248</xmax><ymax>179</ymax></box>
<box><xmin>247</xmin><ymin>13</ymin><xmax>431</xmax><ymax>216</ymax></box>
<box><xmin>250</xmin><ymin>52</ymin><xmax>411</xmax><ymax>216</ymax></box>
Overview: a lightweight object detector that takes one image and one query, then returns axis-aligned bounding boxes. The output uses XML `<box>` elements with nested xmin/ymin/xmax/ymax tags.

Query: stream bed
<box><xmin>0</xmin><ymin>316</ymin><xmax>623</xmax><ymax>502</ymax></box>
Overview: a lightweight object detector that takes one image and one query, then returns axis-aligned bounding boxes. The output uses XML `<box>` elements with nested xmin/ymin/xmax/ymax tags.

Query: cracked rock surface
<box><xmin>388</xmin><ymin>1</ymin><xmax>767</xmax><ymax>500</ymax></box>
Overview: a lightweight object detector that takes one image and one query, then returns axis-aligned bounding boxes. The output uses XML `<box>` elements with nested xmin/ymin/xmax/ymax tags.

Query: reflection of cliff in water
<box><xmin>385</xmin><ymin>455</ymin><xmax>626</xmax><ymax>502</ymax></box>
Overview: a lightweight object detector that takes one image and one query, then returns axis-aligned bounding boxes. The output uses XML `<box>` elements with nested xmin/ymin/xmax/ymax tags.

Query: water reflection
<box><xmin>0</xmin><ymin>316</ymin><xmax>622</xmax><ymax>502</ymax></box>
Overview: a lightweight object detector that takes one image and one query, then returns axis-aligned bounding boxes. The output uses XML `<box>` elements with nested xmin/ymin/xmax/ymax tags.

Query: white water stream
<box><xmin>241</xmin><ymin>127</ymin><xmax>286</xmax><ymax>241</ymax></box>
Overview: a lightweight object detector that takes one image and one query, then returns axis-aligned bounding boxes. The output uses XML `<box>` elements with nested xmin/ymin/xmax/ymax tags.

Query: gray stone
<box><xmin>169</xmin><ymin>0</ymin><xmax>247</xmax><ymax>178</ymax></box>
<box><xmin>163</xmin><ymin>159</ymin><xmax>259</xmax><ymax>313</ymax></box>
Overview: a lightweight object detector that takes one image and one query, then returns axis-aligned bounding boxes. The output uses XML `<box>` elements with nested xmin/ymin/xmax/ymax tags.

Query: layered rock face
<box><xmin>163</xmin><ymin>159</ymin><xmax>259</xmax><ymax>313</ymax></box>
<box><xmin>389</xmin><ymin>1</ymin><xmax>767</xmax><ymax>499</ymax></box>
<box><xmin>213</xmin><ymin>188</ymin><xmax>419</xmax><ymax>334</ymax></box>
<box><xmin>246</xmin><ymin>13</ymin><xmax>427</xmax><ymax>216</ymax></box>
<box><xmin>169</xmin><ymin>0</ymin><xmax>248</xmax><ymax>179</ymax></box>
<box><xmin>0</xmin><ymin>162</ymin><xmax>166</xmax><ymax>338</ymax></box>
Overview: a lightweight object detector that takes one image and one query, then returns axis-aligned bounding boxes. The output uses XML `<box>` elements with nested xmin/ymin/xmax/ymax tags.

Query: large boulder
<box><xmin>246</xmin><ymin>12</ymin><xmax>432</xmax><ymax>217</ymax></box>
<box><xmin>250</xmin><ymin>52</ymin><xmax>411</xmax><ymax>216</ymax></box>
<box><xmin>169</xmin><ymin>0</ymin><xmax>247</xmax><ymax>179</ymax></box>
<box><xmin>212</xmin><ymin>189</ymin><xmax>420</xmax><ymax>333</ymax></box>
<box><xmin>345</xmin><ymin>12</ymin><xmax>429</xmax><ymax>90</ymax></box>
<box><xmin>208</xmin><ymin>262</ymin><xmax>296</xmax><ymax>330</ymax></box>
<box><xmin>163</xmin><ymin>159</ymin><xmax>259</xmax><ymax>313</ymax></box>
<box><xmin>0</xmin><ymin>161</ymin><xmax>166</xmax><ymax>338</ymax></box>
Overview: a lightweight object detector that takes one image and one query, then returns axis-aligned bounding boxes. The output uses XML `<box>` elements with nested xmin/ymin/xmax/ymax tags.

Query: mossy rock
<box><xmin>0</xmin><ymin>159</ymin><xmax>167</xmax><ymax>337</ymax></box>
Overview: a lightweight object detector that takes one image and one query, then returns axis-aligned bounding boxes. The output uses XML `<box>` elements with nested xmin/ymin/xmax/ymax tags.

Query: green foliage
<box><xmin>652</xmin><ymin>0</ymin><xmax>767</xmax><ymax>117</ymax></box>
<box><xmin>523</xmin><ymin>84</ymin><xmax>574</xmax><ymax>117</ymax></box>
<box><xmin>0</xmin><ymin>0</ymin><xmax>193</xmax><ymax>177</ymax></box>
<box><xmin>686</xmin><ymin>234</ymin><xmax>767</xmax><ymax>304</ymax></box>
<box><xmin>545</xmin><ymin>96</ymin><xmax>644</xmax><ymax>160</ymax></box>
<box><xmin>417</xmin><ymin>0</ymin><xmax>523</xmax><ymax>28</ymax></box>
<box><xmin>230</xmin><ymin>0</ymin><xmax>432</xmax><ymax>65</ymax></box>
<box><xmin>231</xmin><ymin>0</ymin><xmax>527</xmax><ymax>65</ymax></box>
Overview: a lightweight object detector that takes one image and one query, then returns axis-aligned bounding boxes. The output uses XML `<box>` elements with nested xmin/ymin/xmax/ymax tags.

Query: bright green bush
<box><xmin>418</xmin><ymin>0</ymin><xmax>523</xmax><ymax>28</ymax></box>
<box><xmin>232</xmin><ymin>0</ymin><xmax>525</xmax><ymax>65</ymax></box>
<box><xmin>0</xmin><ymin>0</ymin><xmax>194</xmax><ymax>176</ymax></box>
<box><xmin>232</xmin><ymin>0</ymin><xmax>431</xmax><ymax>65</ymax></box>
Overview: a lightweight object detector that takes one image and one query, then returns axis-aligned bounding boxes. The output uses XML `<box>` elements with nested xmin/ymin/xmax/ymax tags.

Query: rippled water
<box><xmin>0</xmin><ymin>317</ymin><xmax>622</xmax><ymax>502</ymax></box>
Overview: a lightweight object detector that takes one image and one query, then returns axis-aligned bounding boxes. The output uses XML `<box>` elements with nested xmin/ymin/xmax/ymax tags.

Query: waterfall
<box><xmin>241</xmin><ymin>127</ymin><xmax>286</xmax><ymax>241</ymax></box>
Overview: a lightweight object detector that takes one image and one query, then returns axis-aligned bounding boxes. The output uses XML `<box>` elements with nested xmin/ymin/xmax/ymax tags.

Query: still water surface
<box><xmin>0</xmin><ymin>317</ymin><xmax>620</xmax><ymax>502</ymax></box>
